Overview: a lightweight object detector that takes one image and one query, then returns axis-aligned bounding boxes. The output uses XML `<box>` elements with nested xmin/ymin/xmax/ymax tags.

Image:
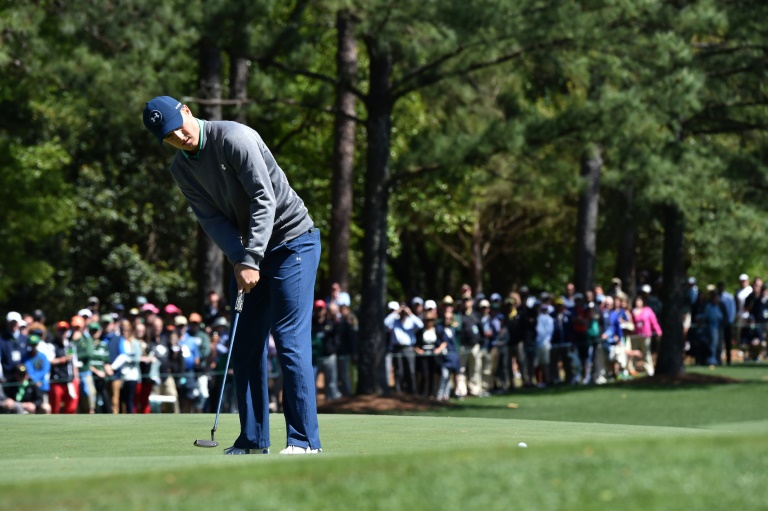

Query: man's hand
<box><xmin>235</xmin><ymin>263</ymin><xmax>260</xmax><ymax>293</ymax></box>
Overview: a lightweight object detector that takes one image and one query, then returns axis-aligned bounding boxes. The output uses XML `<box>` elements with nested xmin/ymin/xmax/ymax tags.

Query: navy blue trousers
<box><xmin>231</xmin><ymin>229</ymin><xmax>321</xmax><ymax>450</ymax></box>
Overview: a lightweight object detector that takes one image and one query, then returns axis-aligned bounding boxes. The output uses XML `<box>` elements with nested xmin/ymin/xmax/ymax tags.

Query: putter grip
<box><xmin>235</xmin><ymin>290</ymin><xmax>244</xmax><ymax>312</ymax></box>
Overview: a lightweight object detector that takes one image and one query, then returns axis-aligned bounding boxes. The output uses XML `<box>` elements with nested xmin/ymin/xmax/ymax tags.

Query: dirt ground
<box><xmin>317</xmin><ymin>393</ymin><xmax>450</xmax><ymax>413</ymax></box>
<box><xmin>618</xmin><ymin>372</ymin><xmax>743</xmax><ymax>386</ymax></box>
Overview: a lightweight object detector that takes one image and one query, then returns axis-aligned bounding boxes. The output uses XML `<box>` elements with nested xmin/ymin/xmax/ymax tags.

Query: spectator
<box><xmin>176</xmin><ymin>315</ymin><xmax>200</xmax><ymax>413</ymax></box>
<box><xmin>561</xmin><ymin>282</ymin><xmax>576</xmax><ymax>310</ymax></box>
<box><xmin>202</xmin><ymin>291</ymin><xmax>223</xmax><ymax>326</ymax></box>
<box><xmin>518</xmin><ymin>287</ymin><xmax>538</xmax><ymax>388</ymax></box>
<box><xmin>415</xmin><ymin>302</ymin><xmax>439</xmax><ymax>397</ymax></box>
<box><xmin>599</xmin><ymin>296</ymin><xmax>621</xmax><ymax>382</ymax></box>
<box><xmin>186</xmin><ymin>313</ymin><xmax>211</xmax><ymax>412</ymax></box>
<box><xmin>740</xmin><ymin>317</ymin><xmax>764</xmax><ymax>362</ymax></box>
<box><xmin>630</xmin><ymin>296</ymin><xmax>662</xmax><ymax>376</ymax></box>
<box><xmin>0</xmin><ymin>380</ymin><xmax>24</xmax><ymax>414</ymax></box>
<box><xmin>88</xmin><ymin>322</ymin><xmax>113</xmax><ymax>413</ymax></box>
<box><xmin>571</xmin><ymin>294</ymin><xmax>591</xmax><ymax>384</ymax></box>
<box><xmin>410</xmin><ymin>297</ymin><xmax>425</xmax><ymax>319</ymax></box>
<box><xmin>317</xmin><ymin>302</ymin><xmax>342</xmax><ymax>402</ymax></box>
<box><xmin>148</xmin><ymin>316</ymin><xmax>179</xmax><ymax>413</ymax></box>
<box><xmin>164</xmin><ymin>303</ymin><xmax>183</xmax><ymax>325</ymax></box>
<box><xmin>503</xmin><ymin>296</ymin><xmax>522</xmax><ymax>392</ymax></box>
<box><xmin>459</xmin><ymin>297</ymin><xmax>483</xmax><ymax>396</ymax></box>
<box><xmin>435</xmin><ymin>306</ymin><xmax>461</xmax><ymax>401</ymax></box>
<box><xmin>717</xmin><ymin>282</ymin><xmax>736</xmax><ymax>367</ymax></box>
<box><xmin>1</xmin><ymin>311</ymin><xmax>29</xmax><ymax>380</ymax></box>
<box><xmin>534</xmin><ymin>301</ymin><xmax>554</xmax><ymax>387</ymax></box>
<box><xmin>490</xmin><ymin>297</ymin><xmax>511</xmax><ymax>392</ymax></box>
<box><xmin>736</xmin><ymin>274</ymin><xmax>753</xmax><ymax>338</ymax></box>
<box><xmin>384</xmin><ymin>302</ymin><xmax>423</xmax><ymax>394</ymax></box>
<box><xmin>704</xmin><ymin>290</ymin><xmax>725</xmax><ymax>367</ymax></box>
<box><xmin>478</xmin><ymin>298</ymin><xmax>500</xmax><ymax>394</ymax></box>
<box><xmin>23</xmin><ymin>333</ymin><xmax>51</xmax><ymax>397</ymax></box>
<box><xmin>111</xmin><ymin>319</ymin><xmax>142</xmax><ymax>413</ymax></box>
<box><xmin>74</xmin><ymin>318</ymin><xmax>96</xmax><ymax>414</ymax></box>
<box><xmin>335</xmin><ymin>303</ymin><xmax>357</xmax><ymax>397</ymax></box>
<box><xmin>549</xmin><ymin>298</ymin><xmax>574</xmax><ymax>385</ymax></box>
<box><xmin>13</xmin><ymin>365</ymin><xmax>50</xmax><ymax>414</ymax></box>
<box><xmin>327</xmin><ymin>282</ymin><xmax>351</xmax><ymax>308</ymax></box>
<box><xmin>134</xmin><ymin>321</ymin><xmax>156</xmax><ymax>414</ymax></box>
<box><xmin>86</xmin><ymin>296</ymin><xmax>100</xmax><ymax>315</ymax></box>
<box><xmin>49</xmin><ymin>319</ymin><xmax>79</xmax><ymax>414</ymax></box>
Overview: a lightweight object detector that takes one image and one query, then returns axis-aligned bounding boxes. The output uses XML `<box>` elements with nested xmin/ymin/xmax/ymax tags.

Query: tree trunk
<box><xmin>574</xmin><ymin>145</ymin><xmax>602</xmax><ymax>294</ymax></box>
<box><xmin>329</xmin><ymin>10</ymin><xmax>358</xmax><ymax>293</ymax></box>
<box><xmin>229</xmin><ymin>54</ymin><xmax>248</xmax><ymax>124</ymax></box>
<box><xmin>224</xmin><ymin>47</ymin><xmax>249</xmax><ymax>304</ymax></box>
<box><xmin>356</xmin><ymin>40</ymin><xmax>392</xmax><ymax>395</ymax></box>
<box><xmin>196</xmin><ymin>40</ymin><xmax>225</xmax><ymax>308</ymax></box>
<box><xmin>471</xmin><ymin>215</ymin><xmax>484</xmax><ymax>294</ymax></box>
<box><xmin>615</xmin><ymin>183</ymin><xmax>636</xmax><ymax>299</ymax></box>
<box><xmin>656</xmin><ymin>203</ymin><xmax>686</xmax><ymax>377</ymax></box>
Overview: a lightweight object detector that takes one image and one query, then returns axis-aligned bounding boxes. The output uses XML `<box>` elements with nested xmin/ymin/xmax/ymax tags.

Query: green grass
<box><xmin>2</xmin><ymin>365</ymin><xmax>768</xmax><ymax>511</ymax></box>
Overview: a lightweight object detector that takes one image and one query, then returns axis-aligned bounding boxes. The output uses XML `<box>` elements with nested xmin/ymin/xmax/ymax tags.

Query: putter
<box><xmin>194</xmin><ymin>289</ymin><xmax>244</xmax><ymax>448</ymax></box>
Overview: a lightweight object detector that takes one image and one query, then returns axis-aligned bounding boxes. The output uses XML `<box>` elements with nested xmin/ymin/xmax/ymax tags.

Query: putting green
<box><xmin>2</xmin><ymin>413</ymin><xmax>767</xmax><ymax>510</ymax></box>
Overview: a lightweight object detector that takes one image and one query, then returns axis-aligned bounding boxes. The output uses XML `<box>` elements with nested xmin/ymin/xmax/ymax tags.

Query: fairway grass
<box><xmin>2</xmin><ymin>411</ymin><xmax>768</xmax><ymax>511</ymax></box>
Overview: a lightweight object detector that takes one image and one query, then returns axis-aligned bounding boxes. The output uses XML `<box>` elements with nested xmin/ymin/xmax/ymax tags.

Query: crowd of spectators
<box><xmin>377</xmin><ymin>274</ymin><xmax>768</xmax><ymax>400</ymax></box>
<box><xmin>2</xmin><ymin>273</ymin><xmax>766</xmax><ymax>414</ymax></box>
<box><xmin>0</xmin><ymin>292</ymin><xmax>237</xmax><ymax>415</ymax></box>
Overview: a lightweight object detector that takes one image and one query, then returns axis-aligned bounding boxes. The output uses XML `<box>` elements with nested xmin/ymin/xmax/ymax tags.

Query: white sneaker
<box><xmin>279</xmin><ymin>445</ymin><xmax>322</xmax><ymax>455</ymax></box>
<box><xmin>224</xmin><ymin>446</ymin><xmax>269</xmax><ymax>455</ymax></box>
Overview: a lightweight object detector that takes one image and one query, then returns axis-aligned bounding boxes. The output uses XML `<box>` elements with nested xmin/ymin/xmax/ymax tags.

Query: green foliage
<box><xmin>1</xmin><ymin>0</ymin><xmax>768</xmax><ymax>316</ymax></box>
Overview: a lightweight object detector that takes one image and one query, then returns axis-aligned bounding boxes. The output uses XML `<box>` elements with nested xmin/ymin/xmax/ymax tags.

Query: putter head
<box><xmin>194</xmin><ymin>439</ymin><xmax>219</xmax><ymax>448</ymax></box>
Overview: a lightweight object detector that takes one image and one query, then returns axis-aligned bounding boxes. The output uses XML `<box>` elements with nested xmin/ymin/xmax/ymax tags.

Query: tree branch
<box><xmin>391</xmin><ymin>38</ymin><xmax>572</xmax><ymax>100</ymax></box>
<box><xmin>429</xmin><ymin>233</ymin><xmax>470</xmax><ymax>269</ymax></box>
<box><xmin>266</xmin><ymin>61</ymin><xmax>367</xmax><ymax>100</ymax></box>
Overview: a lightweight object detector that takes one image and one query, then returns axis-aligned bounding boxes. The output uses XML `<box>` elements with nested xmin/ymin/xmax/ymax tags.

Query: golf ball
<box><xmin>518</xmin><ymin>442</ymin><xmax>527</xmax><ymax>448</ymax></box>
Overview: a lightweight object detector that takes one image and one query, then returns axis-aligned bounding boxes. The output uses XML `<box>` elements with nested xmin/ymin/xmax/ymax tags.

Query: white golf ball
<box><xmin>518</xmin><ymin>442</ymin><xmax>527</xmax><ymax>448</ymax></box>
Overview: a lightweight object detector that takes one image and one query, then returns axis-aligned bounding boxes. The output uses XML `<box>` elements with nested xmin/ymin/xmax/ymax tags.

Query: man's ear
<box><xmin>181</xmin><ymin>104</ymin><xmax>192</xmax><ymax>116</ymax></box>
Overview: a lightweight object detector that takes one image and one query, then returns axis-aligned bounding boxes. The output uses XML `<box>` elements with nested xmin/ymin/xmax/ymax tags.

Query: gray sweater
<box><xmin>170</xmin><ymin>120</ymin><xmax>313</xmax><ymax>269</ymax></box>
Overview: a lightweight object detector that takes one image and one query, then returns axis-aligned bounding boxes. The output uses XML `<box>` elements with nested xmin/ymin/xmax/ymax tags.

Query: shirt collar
<box><xmin>181</xmin><ymin>119</ymin><xmax>205</xmax><ymax>160</ymax></box>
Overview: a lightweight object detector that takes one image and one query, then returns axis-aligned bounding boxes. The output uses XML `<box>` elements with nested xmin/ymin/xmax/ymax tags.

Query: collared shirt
<box><xmin>384</xmin><ymin>312</ymin><xmax>424</xmax><ymax>347</ymax></box>
<box><xmin>720</xmin><ymin>291</ymin><xmax>736</xmax><ymax>323</ymax></box>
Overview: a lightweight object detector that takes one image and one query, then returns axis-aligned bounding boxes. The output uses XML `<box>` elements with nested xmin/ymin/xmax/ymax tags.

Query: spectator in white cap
<box><xmin>736</xmin><ymin>274</ymin><xmax>753</xmax><ymax>345</ymax></box>
<box><xmin>1</xmin><ymin>311</ymin><xmax>29</xmax><ymax>378</ymax></box>
<box><xmin>410</xmin><ymin>297</ymin><xmax>425</xmax><ymax>319</ymax></box>
<box><xmin>327</xmin><ymin>282</ymin><xmax>352</xmax><ymax>309</ymax></box>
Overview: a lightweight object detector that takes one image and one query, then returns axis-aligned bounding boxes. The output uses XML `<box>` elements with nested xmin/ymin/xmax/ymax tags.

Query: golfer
<box><xmin>143</xmin><ymin>96</ymin><xmax>321</xmax><ymax>454</ymax></box>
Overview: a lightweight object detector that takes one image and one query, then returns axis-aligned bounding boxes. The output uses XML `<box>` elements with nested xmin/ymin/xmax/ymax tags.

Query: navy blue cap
<box><xmin>143</xmin><ymin>96</ymin><xmax>184</xmax><ymax>143</ymax></box>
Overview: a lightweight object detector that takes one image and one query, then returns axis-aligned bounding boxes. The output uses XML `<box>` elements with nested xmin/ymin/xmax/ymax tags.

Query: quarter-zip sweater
<box><xmin>169</xmin><ymin>120</ymin><xmax>313</xmax><ymax>270</ymax></box>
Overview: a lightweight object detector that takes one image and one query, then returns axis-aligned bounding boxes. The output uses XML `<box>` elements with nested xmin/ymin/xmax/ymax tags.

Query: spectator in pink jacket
<box><xmin>631</xmin><ymin>296</ymin><xmax>662</xmax><ymax>376</ymax></box>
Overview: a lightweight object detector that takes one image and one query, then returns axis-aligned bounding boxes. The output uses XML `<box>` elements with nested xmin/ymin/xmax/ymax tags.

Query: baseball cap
<box><xmin>56</xmin><ymin>320</ymin><xmax>70</xmax><ymax>330</ymax></box>
<box><xmin>141</xmin><ymin>303</ymin><xmax>160</xmax><ymax>315</ymax></box>
<box><xmin>188</xmin><ymin>312</ymin><xmax>203</xmax><ymax>324</ymax></box>
<box><xmin>313</xmin><ymin>300</ymin><xmax>327</xmax><ymax>309</ymax></box>
<box><xmin>88</xmin><ymin>322</ymin><xmax>101</xmax><ymax>332</ymax></box>
<box><xmin>411</xmin><ymin>297</ymin><xmax>424</xmax><ymax>306</ymax></box>
<box><xmin>490</xmin><ymin>293</ymin><xmax>502</xmax><ymax>302</ymax></box>
<box><xmin>28</xmin><ymin>334</ymin><xmax>42</xmax><ymax>345</ymax></box>
<box><xmin>442</xmin><ymin>295</ymin><xmax>454</xmax><ymax>305</ymax></box>
<box><xmin>387</xmin><ymin>301</ymin><xmax>400</xmax><ymax>311</ymax></box>
<box><xmin>479</xmin><ymin>299</ymin><xmax>491</xmax><ymax>308</ymax></box>
<box><xmin>6</xmin><ymin>311</ymin><xmax>22</xmax><ymax>324</ymax></box>
<box><xmin>164</xmin><ymin>303</ymin><xmax>182</xmax><ymax>315</ymax></box>
<box><xmin>211</xmin><ymin>317</ymin><xmax>229</xmax><ymax>329</ymax></box>
<box><xmin>174</xmin><ymin>315</ymin><xmax>188</xmax><ymax>326</ymax></box>
<box><xmin>71</xmin><ymin>316</ymin><xmax>86</xmax><ymax>329</ymax></box>
<box><xmin>87</xmin><ymin>296</ymin><xmax>100</xmax><ymax>306</ymax></box>
<box><xmin>424</xmin><ymin>300</ymin><xmax>437</xmax><ymax>310</ymax></box>
<box><xmin>739</xmin><ymin>273</ymin><xmax>749</xmax><ymax>281</ymax></box>
<box><xmin>77</xmin><ymin>308</ymin><xmax>93</xmax><ymax>318</ymax></box>
<box><xmin>143</xmin><ymin>96</ymin><xmax>185</xmax><ymax>143</ymax></box>
<box><xmin>641</xmin><ymin>284</ymin><xmax>652</xmax><ymax>293</ymax></box>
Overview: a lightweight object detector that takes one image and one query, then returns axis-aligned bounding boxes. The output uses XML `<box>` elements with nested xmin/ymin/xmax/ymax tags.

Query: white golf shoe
<box><xmin>279</xmin><ymin>445</ymin><xmax>322</xmax><ymax>455</ymax></box>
